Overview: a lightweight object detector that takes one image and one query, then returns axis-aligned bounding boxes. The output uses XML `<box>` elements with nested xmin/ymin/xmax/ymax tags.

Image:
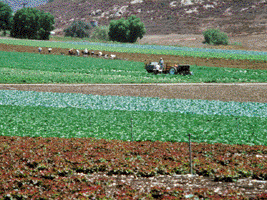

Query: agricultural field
<box><xmin>0</xmin><ymin>136</ymin><xmax>266</xmax><ymax>199</ymax></box>
<box><xmin>0</xmin><ymin>89</ymin><xmax>266</xmax><ymax>199</ymax></box>
<box><xmin>0</xmin><ymin>39</ymin><xmax>266</xmax><ymax>199</ymax></box>
<box><xmin>1</xmin><ymin>38</ymin><xmax>267</xmax><ymax>61</ymax></box>
<box><xmin>1</xmin><ymin>90</ymin><xmax>267</xmax><ymax>145</ymax></box>
<box><xmin>1</xmin><ymin>50</ymin><xmax>267</xmax><ymax>84</ymax></box>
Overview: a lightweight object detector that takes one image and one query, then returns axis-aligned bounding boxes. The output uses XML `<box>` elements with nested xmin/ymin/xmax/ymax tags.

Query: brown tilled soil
<box><xmin>1</xmin><ymin>84</ymin><xmax>267</xmax><ymax>103</ymax></box>
<box><xmin>1</xmin><ymin>42</ymin><xmax>267</xmax><ymax>70</ymax></box>
<box><xmin>76</xmin><ymin>173</ymin><xmax>267</xmax><ymax>199</ymax></box>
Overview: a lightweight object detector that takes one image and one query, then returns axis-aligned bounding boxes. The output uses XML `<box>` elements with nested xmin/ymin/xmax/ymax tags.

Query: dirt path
<box><xmin>1</xmin><ymin>43</ymin><xmax>267</xmax><ymax>70</ymax></box>
<box><xmin>1</xmin><ymin>83</ymin><xmax>267</xmax><ymax>103</ymax></box>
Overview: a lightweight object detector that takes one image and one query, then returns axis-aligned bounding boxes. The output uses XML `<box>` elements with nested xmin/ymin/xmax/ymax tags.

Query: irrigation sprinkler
<box><xmin>188</xmin><ymin>133</ymin><xmax>193</xmax><ymax>175</ymax></box>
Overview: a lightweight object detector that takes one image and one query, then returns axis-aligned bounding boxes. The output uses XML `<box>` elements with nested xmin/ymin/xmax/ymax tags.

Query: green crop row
<box><xmin>1</xmin><ymin>51</ymin><xmax>267</xmax><ymax>83</ymax></box>
<box><xmin>1</xmin><ymin>90</ymin><xmax>266</xmax><ymax>118</ymax></box>
<box><xmin>1</xmin><ymin>39</ymin><xmax>267</xmax><ymax>61</ymax></box>
<box><xmin>0</xmin><ymin>90</ymin><xmax>266</xmax><ymax>145</ymax></box>
<box><xmin>0</xmin><ymin>104</ymin><xmax>266</xmax><ymax>146</ymax></box>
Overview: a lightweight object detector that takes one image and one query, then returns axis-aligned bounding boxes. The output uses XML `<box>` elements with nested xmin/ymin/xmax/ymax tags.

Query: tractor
<box><xmin>145</xmin><ymin>62</ymin><xmax>191</xmax><ymax>75</ymax></box>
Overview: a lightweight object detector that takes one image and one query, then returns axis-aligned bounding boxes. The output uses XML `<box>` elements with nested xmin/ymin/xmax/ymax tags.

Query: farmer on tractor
<box><xmin>159</xmin><ymin>58</ymin><xmax>164</xmax><ymax>70</ymax></box>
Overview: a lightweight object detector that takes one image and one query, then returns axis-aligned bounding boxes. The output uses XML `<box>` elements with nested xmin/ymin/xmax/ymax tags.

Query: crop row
<box><xmin>66</xmin><ymin>40</ymin><xmax>267</xmax><ymax>56</ymax></box>
<box><xmin>0</xmin><ymin>136</ymin><xmax>266</xmax><ymax>199</ymax></box>
<box><xmin>1</xmin><ymin>90</ymin><xmax>266</xmax><ymax>118</ymax></box>
<box><xmin>1</xmin><ymin>39</ymin><xmax>267</xmax><ymax>61</ymax></box>
<box><xmin>1</xmin><ymin>51</ymin><xmax>267</xmax><ymax>83</ymax></box>
<box><xmin>0</xmin><ymin>90</ymin><xmax>266</xmax><ymax>145</ymax></box>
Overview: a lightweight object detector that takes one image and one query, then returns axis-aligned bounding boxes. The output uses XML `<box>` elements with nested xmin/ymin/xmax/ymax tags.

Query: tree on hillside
<box><xmin>64</xmin><ymin>21</ymin><xmax>91</xmax><ymax>38</ymax></box>
<box><xmin>38</xmin><ymin>11</ymin><xmax>55</xmax><ymax>40</ymax></box>
<box><xmin>10</xmin><ymin>7</ymin><xmax>55</xmax><ymax>40</ymax></box>
<box><xmin>203</xmin><ymin>28</ymin><xmax>229</xmax><ymax>45</ymax></box>
<box><xmin>126</xmin><ymin>15</ymin><xmax>146</xmax><ymax>43</ymax></box>
<box><xmin>109</xmin><ymin>18</ymin><xmax>129</xmax><ymax>43</ymax></box>
<box><xmin>0</xmin><ymin>2</ymin><xmax>13</xmax><ymax>36</ymax></box>
<box><xmin>108</xmin><ymin>15</ymin><xmax>146</xmax><ymax>43</ymax></box>
<box><xmin>91</xmin><ymin>25</ymin><xmax>109</xmax><ymax>41</ymax></box>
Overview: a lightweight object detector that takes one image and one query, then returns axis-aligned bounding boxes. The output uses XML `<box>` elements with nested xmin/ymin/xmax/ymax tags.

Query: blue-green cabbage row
<box><xmin>1</xmin><ymin>39</ymin><xmax>267</xmax><ymax>61</ymax></box>
<box><xmin>0</xmin><ymin>90</ymin><xmax>266</xmax><ymax>118</ymax></box>
<box><xmin>64</xmin><ymin>41</ymin><xmax>267</xmax><ymax>56</ymax></box>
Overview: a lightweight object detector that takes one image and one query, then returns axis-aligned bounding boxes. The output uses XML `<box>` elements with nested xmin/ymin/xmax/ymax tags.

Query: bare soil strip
<box><xmin>1</xmin><ymin>43</ymin><xmax>267</xmax><ymax>70</ymax></box>
<box><xmin>1</xmin><ymin>84</ymin><xmax>267</xmax><ymax>103</ymax></box>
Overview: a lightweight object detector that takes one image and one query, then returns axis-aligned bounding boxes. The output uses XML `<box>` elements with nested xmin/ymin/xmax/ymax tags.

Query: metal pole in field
<box><xmin>188</xmin><ymin>133</ymin><xmax>193</xmax><ymax>174</ymax></box>
<box><xmin>131</xmin><ymin>118</ymin><xmax>133</xmax><ymax>142</ymax></box>
<box><xmin>236</xmin><ymin>117</ymin><xmax>239</xmax><ymax>133</ymax></box>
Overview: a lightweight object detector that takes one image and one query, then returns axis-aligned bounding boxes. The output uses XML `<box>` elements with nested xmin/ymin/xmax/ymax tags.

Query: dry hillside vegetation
<box><xmin>36</xmin><ymin>0</ymin><xmax>267</xmax><ymax>36</ymax></box>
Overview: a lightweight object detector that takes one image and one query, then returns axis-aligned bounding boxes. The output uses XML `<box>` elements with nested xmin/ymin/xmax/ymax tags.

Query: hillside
<box><xmin>1</xmin><ymin>0</ymin><xmax>267</xmax><ymax>36</ymax></box>
<box><xmin>32</xmin><ymin>0</ymin><xmax>267</xmax><ymax>36</ymax></box>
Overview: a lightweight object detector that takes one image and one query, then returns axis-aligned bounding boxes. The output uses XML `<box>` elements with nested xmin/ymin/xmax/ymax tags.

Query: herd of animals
<box><xmin>38</xmin><ymin>47</ymin><xmax>117</xmax><ymax>59</ymax></box>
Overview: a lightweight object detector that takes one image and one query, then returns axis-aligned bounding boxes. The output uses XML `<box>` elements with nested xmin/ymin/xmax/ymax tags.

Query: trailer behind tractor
<box><xmin>145</xmin><ymin>62</ymin><xmax>191</xmax><ymax>75</ymax></box>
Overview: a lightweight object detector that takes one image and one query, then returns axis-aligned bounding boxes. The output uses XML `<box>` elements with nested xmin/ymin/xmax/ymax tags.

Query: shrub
<box><xmin>91</xmin><ymin>26</ymin><xmax>109</xmax><ymax>41</ymax></box>
<box><xmin>232</xmin><ymin>42</ymin><xmax>242</xmax><ymax>46</ymax></box>
<box><xmin>108</xmin><ymin>15</ymin><xmax>146</xmax><ymax>43</ymax></box>
<box><xmin>203</xmin><ymin>29</ymin><xmax>229</xmax><ymax>45</ymax></box>
<box><xmin>64</xmin><ymin>21</ymin><xmax>91</xmax><ymax>38</ymax></box>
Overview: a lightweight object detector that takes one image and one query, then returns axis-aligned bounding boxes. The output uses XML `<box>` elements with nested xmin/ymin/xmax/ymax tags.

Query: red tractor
<box><xmin>145</xmin><ymin>62</ymin><xmax>191</xmax><ymax>75</ymax></box>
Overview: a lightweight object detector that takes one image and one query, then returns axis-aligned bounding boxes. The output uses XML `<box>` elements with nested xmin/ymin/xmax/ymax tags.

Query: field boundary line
<box><xmin>1</xmin><ymin>83</ymin><xmax>267</xmax><ymax>86</ymax></box>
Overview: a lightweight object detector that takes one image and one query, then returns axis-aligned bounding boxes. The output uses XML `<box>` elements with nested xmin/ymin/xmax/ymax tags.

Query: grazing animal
<box><xmin>48</xmin><ymin>48</ymin><xmax>52</xmax><ymax>53</ymax></box>
<box><xmin>110</xmin><ymin>54</ymin><xmax>116</xmax><ymax>59</ymax></box>
<box><xmin>104</xmin><ymin>54</ymin><xmax>109</xmax><ymax>59</ymax></box>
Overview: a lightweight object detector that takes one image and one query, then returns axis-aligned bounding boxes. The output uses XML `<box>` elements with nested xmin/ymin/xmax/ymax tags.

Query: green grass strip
<box><xmin>0</xmin><ymin>51</ymin><xmax>267</xmax><ymax>83</ymax></box>
<box><xmin>0</xmin><ymin>105</ymin><xmax>266</xmax><ymax>146</ymax></box>
<box><xmin>1</xmin><ymin>38</ymin><xmax>267</xmax><ymax>61</ymax></box>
